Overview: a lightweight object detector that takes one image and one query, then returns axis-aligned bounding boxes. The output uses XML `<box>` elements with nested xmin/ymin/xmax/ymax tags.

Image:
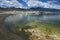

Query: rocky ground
<box><xmin>25</xmin><ymin>28</ymin><xmax>60</xmax><ymax>40</ymax></box>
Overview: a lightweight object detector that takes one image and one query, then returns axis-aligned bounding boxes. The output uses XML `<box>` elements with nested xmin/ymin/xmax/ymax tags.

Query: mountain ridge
<box><xmin>0</xmin><ymin>7</ymin><xmax>60</xmax><ymax>12</ymax></box>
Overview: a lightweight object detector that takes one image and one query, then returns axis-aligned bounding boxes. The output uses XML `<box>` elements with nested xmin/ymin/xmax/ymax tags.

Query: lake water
<box><xmin>4</xmin><ymin>14</ymin><xmax>60</xmax><ymax>31</ymax></box>
<box><xmin>3</xmin><ymin>13</ymin><xmax>60</xmax><ymax>40</ymax></box>
<box><xmin>5</xmin><ymin>14</ymin><xmax>60</xmax><ymax>23</ymax></box>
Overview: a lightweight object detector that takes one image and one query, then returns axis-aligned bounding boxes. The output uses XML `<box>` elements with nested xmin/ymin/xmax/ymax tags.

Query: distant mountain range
<box><xmin>0</xmin><ymin>7</ymin><xmax>60</xmax><ymax>12</ymax></box>
<box><xmin>29</xmin><ymin>7</ymin><xmax>60</xmax><ymax>11</ymax></box>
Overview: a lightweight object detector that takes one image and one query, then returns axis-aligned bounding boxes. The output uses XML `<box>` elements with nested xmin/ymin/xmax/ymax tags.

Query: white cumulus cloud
<box><xmin>0</xmin><ymin>0</ymin><xmax>23</xmax><ymax>8</ymax></box>
<box><xmin>25</xmin><ymin>0</ymin><xmax>60</xmax><ymax>9</ymax></box>
<box><xmin>0</xmin><ymin>0</ymin><xmax>60</xmax><ymax>9</ymax></box>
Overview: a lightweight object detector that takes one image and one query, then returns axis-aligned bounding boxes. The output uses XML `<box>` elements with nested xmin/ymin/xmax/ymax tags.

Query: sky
<box><xmin>0</xmin><ymin>0</ymin><xmax>60</xmax><ymax>9</ymax></box>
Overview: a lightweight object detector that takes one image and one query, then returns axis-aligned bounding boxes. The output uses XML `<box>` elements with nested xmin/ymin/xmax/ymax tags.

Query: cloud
<box><xmin>23</xmin><ymin>0</ymin><xmax>28</xmax><ymax>2</ymax></box>
<box><xmin>25</xmin><ymin>0</ymin><xmax>60</xmax><ymax>9</ymax></box>
<box><xmin>23</xmin><ymin>0</ymin><xmax>39</xmax><ymax>2</ymax></box>
<box><xmin>0</xmin><ymin>0</ymin><xmax>60</xmax><ymax>9</ymax></box>
<box><xmin>0</xmin><ymin>0</ymin><xmax>23</xmax><ymax>8</ymax></box>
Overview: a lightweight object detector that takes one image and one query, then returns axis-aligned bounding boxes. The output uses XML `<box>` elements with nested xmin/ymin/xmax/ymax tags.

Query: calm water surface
<box><xmin>5</xmin><ymin>14</ymin><xmax>60</xmax><ymax>24</ymax></box>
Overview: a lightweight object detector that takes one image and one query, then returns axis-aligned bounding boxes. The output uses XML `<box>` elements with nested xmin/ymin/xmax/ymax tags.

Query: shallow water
<box><xmin>4</xmin><ymin>14</ymin><xmax>60</xmax><ymax>31</ymax></box>
<box><xmin>4</xmin><ymin>13</ymin><xmax>60</xmax><ymax>40</ymax></box>
<box><xmin>5</xmin><ymin>14</ymin><xmax>60</xmax><ymax>24</ymax></box>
